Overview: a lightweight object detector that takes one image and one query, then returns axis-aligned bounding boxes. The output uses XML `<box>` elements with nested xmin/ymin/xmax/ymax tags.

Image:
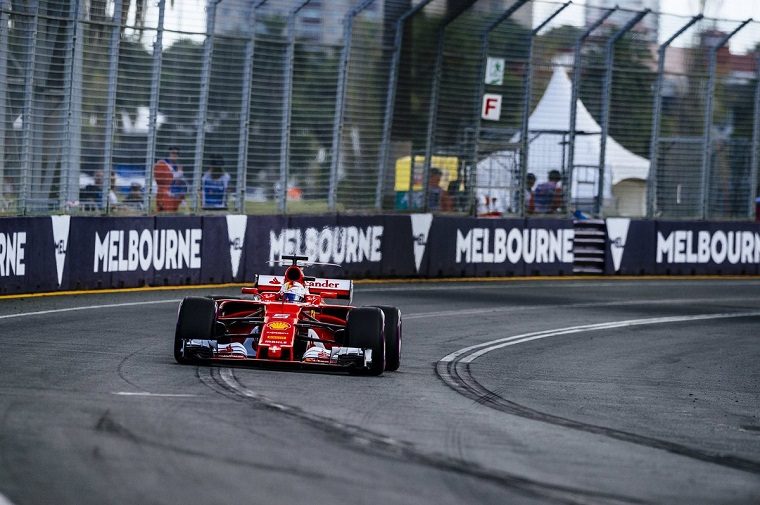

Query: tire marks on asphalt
<box><xmin>436</xmin><ymin>311</ymin><xmax>760</xmax><ymax>475</ymax></box>
<box><xmin>212</xmin><ymin>367</ymin><xmax>648</xmax><ymax>505</ymax></box>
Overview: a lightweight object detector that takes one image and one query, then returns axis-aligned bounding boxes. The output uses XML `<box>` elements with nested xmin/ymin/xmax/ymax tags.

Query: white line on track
<box><xmin>0</xmin><ymin>299</ymin><xmax>178</xmax><ymax>320</ymax></box>
<box><xmin>111</xmin><ymin>392</ymin><xmax>197</xmax><ymax>397</ymax></box>
<box><xmin>406</xmin><ymin>296</ymin><xmax>758</xmax><ymax>321</ymax></box>
<box><xmin>0</xmin><ymin>492</ymin><xmax>15</xmax><ymax>505</ymax></box>
<box><xmin>358</xmin><ymin>279</ymin><xmax>760</xmax><ymax>293</ymax></box>
<box><xmin>440</xmin><ymin>311</ymin><xmax>760</xmax><ymax>365</ymax></box>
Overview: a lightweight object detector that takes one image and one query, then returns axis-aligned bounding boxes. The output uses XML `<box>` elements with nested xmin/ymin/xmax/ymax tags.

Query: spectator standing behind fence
<box><xmin>124</xmin><ymin>182</ymin><xmax>144</xmax><ymax>211</ymax></box>
<box><xmin>154</xmin><ymin>145</ymin><xmax>187</xmax><ymax>212</ymax></box>
<box><xmin>525</xmin><ymin>172</ymin><xmax>536</xmax><ymax>214</ymax></box>
<box><xmin>427</xmin><ymin>167</ymin><xmax>453</xmax><ymax>211</ymax></box>
<box><xmin>533</xmin><ymin>170</ymin><xmax>563</xmax><ymax>214</ymax></box>
<box><xmin>80</xmin><ymin>170</ymin><xmax>103</xmax><ymax>210</ymax></box>
<box><xmin>202</xmin><ymin>154</ymin><xmax>231</xmax><ymax>210</ymax></box>
<box><xmin>80</xmin><ymin>170</ymin><xmax>118</xmax><ymax>210</ymax></box>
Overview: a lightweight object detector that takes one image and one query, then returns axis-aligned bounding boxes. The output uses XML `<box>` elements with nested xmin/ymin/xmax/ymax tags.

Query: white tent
<box><xmin>477</xmin><ymin>66</ymin><xmax>650</xmax><ymax>216</ymax></box>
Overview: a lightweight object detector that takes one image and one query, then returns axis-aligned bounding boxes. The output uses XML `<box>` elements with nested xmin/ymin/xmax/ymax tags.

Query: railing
<box><xmin>0</xmin><ymin>0</ymin><xmax>758</xmax><ymax>221</ymax></box>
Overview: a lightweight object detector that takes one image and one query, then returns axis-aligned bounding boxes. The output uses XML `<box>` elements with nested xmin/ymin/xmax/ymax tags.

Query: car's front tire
<box><xmin>372</xmin><ymin>306</ymin><xmax>401</xmax><ymax>371</ymax></box>
<box><xmin>174</xmin><ymin>296</ymin><xmax>216</xmax><ymax>364</ymax></box>
<box><xmin>346</xmin><ymin>307</ymin><xmax>385</xmax><ymax>376</ymax></box>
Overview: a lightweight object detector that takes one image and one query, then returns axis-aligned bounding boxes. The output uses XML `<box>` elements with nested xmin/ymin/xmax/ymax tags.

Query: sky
<box><xmin>137</xmin><ymin>0</ymin><xmax>760</xmax><ymax>55</ymax></box>
<box><xmin>534</xmin><ymin>0</ymin><xmax>760</xmax><ymax>54</ymax></box>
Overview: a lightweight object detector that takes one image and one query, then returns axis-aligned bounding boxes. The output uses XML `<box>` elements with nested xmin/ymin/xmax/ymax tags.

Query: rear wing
<box><xmin>255</xmin><ymin>274</ymin><xmax>353</xmax><ymax>302</ymax></box>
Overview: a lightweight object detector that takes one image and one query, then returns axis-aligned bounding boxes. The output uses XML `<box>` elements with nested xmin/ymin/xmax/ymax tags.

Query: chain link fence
<box><xmin>0</xmin><ymin>0</ymin><xmax>759</xmax><ymax>220</ymax></box>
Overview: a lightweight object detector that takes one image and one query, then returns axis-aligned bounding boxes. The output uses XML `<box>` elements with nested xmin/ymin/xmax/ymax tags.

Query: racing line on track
<box><xmin>436</xmin><ymin>311</ymin><xmax>760</xmax><ymax>475</ymax></box>
<box><xmin>211</xmin><ymin>368</ymin><xmax>647</xmax><ymax>505</ymax></box>
<box><xmin>0</xmin><ymin>300</ymin><xmax>178</xmax><ymax>320</ymax></box>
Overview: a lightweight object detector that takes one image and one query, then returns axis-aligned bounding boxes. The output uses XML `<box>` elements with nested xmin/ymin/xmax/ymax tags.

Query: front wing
<box><xmin>181</xmin><ymin>339</ymin><xmax>374</xmax><ymax>371</ymax></box>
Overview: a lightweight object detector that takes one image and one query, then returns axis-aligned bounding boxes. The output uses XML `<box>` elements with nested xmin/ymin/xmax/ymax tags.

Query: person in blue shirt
<box><xmin>202</xmin><ymin>154</ymin><xmax>230</xmax><ymax>209</ymax></box>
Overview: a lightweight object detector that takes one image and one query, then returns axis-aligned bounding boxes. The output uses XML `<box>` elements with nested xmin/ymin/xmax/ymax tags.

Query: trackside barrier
<box><xmin>0</xmin><ymin>216</ymin><xmax>759</xmax><ymax>295</ymax></box>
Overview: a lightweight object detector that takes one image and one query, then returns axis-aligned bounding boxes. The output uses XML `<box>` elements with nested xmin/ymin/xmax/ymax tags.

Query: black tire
<box><xmin>346</xmin><ymin>307</ymin><xmax>385</xmax><ymax>376</ymax></box>
<box><xmin>174</xmin><ymin>296</ymin><xmax>216</xmax><ymax>364</ymax></box>
<box><xmin>372</xmin><ymin>306</ymin><xmax>401</xmax><ymax>371</ymax></box>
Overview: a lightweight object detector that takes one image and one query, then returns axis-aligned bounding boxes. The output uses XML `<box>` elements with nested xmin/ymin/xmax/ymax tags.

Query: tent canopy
<box><xmin>476</xmin><ymin>66</ymin><xmax>650</xmax><ymax>214</ymax></box>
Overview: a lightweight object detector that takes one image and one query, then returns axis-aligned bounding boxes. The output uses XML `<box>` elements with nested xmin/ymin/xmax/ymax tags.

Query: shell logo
<box><xmin>267</xmin><ymin>321</ymin><xmax>291</xmax><ymax>331</ymax></box>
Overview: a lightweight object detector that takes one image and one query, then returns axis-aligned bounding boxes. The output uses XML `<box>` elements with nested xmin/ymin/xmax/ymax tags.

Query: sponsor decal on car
<box><xmin>269</xmin><ymin>277</ymin><xmax>281</xmax><ymax>285</ymax></box>
<box><xmin>305</xmin><ymin>279</ymin><xmax>339</xmax><ymax>289</ymax></box>
<box><xmin>273</xmin><ymin>314</ymin><xmax>290</xmax><ymax>319</ymax></box>
<box><xmin>215</xmin><ymin>342</ymin><xmax>248</xmax><ymax>359</ymax></box>
<box><xmin>266</xmin><ymin>321</ymin><xmax>291</xmax><ymax>331</ymax></box>
<box><xmin>263</xmin><ymin>333</ymin><xmax>288</xmax><ymax>342</ymax></box>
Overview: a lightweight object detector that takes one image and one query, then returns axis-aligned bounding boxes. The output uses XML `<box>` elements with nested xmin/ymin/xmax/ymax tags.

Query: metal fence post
<box><xmin>193</xmin><ymin>0</ymin><xmax>221</xmax><ymax>213</ymax></box>
<box><xmin>143</xmin><ymin>0</ymin><xmax>166</xmax><ymax>214</ymax></box>
<box><xmin>597</xmin><ymin>9</ymin><xmax>650</xmax><ymax>216</ymax></box>
<box><xmin>100</xmin><ymin>0</ymin><xmax>123</xmax><ymax>214</ymax></box>
<box><xmin>376</xmin><ymin>0</ymin><xmax>434</xmax><ymax>210</ymax></box>
<box><xmin>647</xmin><ymin>14</ymin><xmax>702</xmax><ymax>218</ymax></box>
<box><xmin>0</xmin><ymin>0</ymin><xmax>10</xmax><ymax>201</ymax></box>
<box><xmin>567</xmin><ymin>7</ymin><xmax>616</xmax><ymax>216</ymax></box>
<box><xmin>749</xmin><ymin>55</ymin><xmax>760</xmax><ymax>219</ymax></box>
<box><xmin>518</xmin><ymin>1</ymin><xmax>571</xmax><ymax>217</ymax></box>
<box><xmin>329</xmin><ymin>0</ymin><xmax>374</xmax><ymax>211</ymax></box>
<box><xmin>279</xmin><ymin>0</ymin><xmax>312</xmax><ymax>214</ymax></box>
<box><xmin>236</xmin><ymin>0</ymin><xmax>268</xmax><ymax>214</ymax></box>
<box><xmin>421</xmin><ymin>5</ymin><xmax>474</xmax><ymax>213</ymax></box>
<box><xmin>19</xmin><ymin>2</ymin><xmax>40</xmax><ymax>215</ymax></box>
<box><xmin>61</xmin><ymin>0</ymin><xmax>86</xmax><ymax>210</ymax></box>
<box><xmin>469</xmin><ymin>0</ymin><xmax>529</xmax><ymax>216</ymax></box>
<box><xmin>700</xmin><ymin>19</ymin><xmax>751</xmax><ymax>219</ymax></box>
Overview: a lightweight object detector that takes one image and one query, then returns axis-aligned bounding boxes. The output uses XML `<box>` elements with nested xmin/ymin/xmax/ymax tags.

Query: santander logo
<box><xmin>269</xmin><ymin>277</ymin><xmax>281</xmax><ymax>285</ymax></box>
<box><xmin>306</xmin><ymin>279</ymin><xmax>339</xmax><ymax>289</ymax></box>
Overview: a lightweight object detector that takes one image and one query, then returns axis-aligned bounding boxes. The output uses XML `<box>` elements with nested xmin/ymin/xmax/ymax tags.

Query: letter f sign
<box><xmin>481</xmin><ymin>94</ymin><xmax>502</xmax><ymax>121</ymax></box>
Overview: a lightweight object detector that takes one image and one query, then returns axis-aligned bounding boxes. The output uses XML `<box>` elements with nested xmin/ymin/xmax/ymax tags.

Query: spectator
<box><xmin>107</xmin><ymin>172</ymin><xmax>119</xmax><ymax>209</ymax></box>
<box><xmin>153</xmin><ymin>145</ymin><xmax>187</xmax><ymax>212</ymax></box>
<box><xmin>525</xmin><ymin>172</ymin><xmax>536</xmax><ymax>214</ymax></box>
<box><xmin>0</xmin><ymin>176</ymin><xmax>13</xmax><ymax>210</ymax></box>
<box><xmin>533</xmin><ymin>170</ymin><xmax>563</xmax><ymax>214</ymax></box>
<box><xmin>124</xmin><ymin>182</ymin><xmax>144</xmax><ymax>211</ymax></box>
<box><xmin>80</xmin><ymin>170</ymin><xmax>104</xmax><ymax>211</ymax></box>
<box><xmin>202</xmin><ymin>154</ymin><xmax>231</xmax><ymax>209</ymax></box>
<box><xmin>427</xmin><ymin>167</ymin><xmax>452</xmax><ymax>211</ymax></box>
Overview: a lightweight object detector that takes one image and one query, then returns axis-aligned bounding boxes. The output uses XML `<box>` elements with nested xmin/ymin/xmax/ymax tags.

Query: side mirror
<box><xmin>241</xmin><ymin>287</ymin><xmax>259</xmax><ymax>295</ymax></box>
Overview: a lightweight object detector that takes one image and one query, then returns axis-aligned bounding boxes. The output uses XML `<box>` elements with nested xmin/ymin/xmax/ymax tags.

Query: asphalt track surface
<box><xmin>1</xmin><ymin>279</ymin><xmax>759</xmax><ymax>505</ymax></box>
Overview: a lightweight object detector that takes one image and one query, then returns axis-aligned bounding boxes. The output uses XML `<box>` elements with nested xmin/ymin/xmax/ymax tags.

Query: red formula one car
<box><xmin>173</xmin><ymin>255</ymin><xmax>401</xmax><ymax>375</ymax></box>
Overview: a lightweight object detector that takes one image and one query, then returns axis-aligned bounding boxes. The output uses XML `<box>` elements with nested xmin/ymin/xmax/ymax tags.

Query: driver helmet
<box><xmin>282</xmin><ymin>281</ymin><xmax>307</xmax><ymax>303</ymax></box>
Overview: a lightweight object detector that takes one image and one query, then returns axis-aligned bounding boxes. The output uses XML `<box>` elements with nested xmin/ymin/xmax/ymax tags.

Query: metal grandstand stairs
<box><xmin>572</xmin><ymin>219</ymin><xmax>606</xmax><ymax>274</ymax></box>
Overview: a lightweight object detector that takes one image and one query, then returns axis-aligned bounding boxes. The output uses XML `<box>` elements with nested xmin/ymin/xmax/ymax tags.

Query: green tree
<box><xmin>579</xmin><ymin>31</ymin><xmax>656</xmax><ymax>158</ymax></box>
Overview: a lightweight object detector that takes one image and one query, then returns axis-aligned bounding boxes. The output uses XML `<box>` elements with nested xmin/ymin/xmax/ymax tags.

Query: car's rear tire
<box><xmin>346</xmin><ymin>307</ymin><xmax>385</xmax><ymax>376</ymax></box>
<box><xmin>174</xmin><ymin>296</ymin><xmax>216</xmax><ymax>364</ymax></box>
<box><xmin>372</xmin><ymin>306</ymin><xmax>401</xmax><ymax>371</ymax></box>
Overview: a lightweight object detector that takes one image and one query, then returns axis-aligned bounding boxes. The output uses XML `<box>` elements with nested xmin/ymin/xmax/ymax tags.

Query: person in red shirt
<box><xmin>154</xmin><ymin>146</ymin><xmax>187</xmax><ymax>212</ymax></box>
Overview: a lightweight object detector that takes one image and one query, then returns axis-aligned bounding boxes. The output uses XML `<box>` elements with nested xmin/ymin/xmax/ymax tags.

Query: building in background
<box><xmin>585</xmin><ymin>0</ymin><xmax>660</xmax><ymax>42</ymax></box>
<box><xmin>215</xmin><ymin>0</ymin><xmax>384</xmax><ymax>42</ymax></box>
<box><xmin>215</xmin><ymin>0</ymin><xmax>531</xmax><ymax>41</ymax></box>
<box><xmin>469</xmin><ymin>0</ymin><xmax>532</xmax><ymax>28</ymax></box>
